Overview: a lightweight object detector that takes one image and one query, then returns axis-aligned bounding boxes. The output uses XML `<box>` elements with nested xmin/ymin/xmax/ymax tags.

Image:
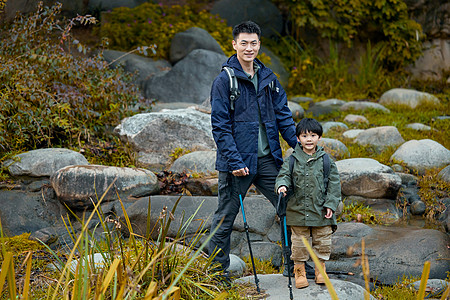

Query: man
<box><xmin>209</xmin><ymin>20</ymin><xmax>297</xmax><ymax>278</ymax></box>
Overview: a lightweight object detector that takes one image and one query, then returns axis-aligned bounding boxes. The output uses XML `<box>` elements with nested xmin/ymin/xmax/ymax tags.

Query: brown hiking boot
<box><xmin>315</xmin><ymin>261</ymin><xmax>328</xmax><ymax>284</ymax></box>
<box><xmin>294</xmin><ymin>263</ymin><xmax>309</xmax><ymax>289</ymax></box>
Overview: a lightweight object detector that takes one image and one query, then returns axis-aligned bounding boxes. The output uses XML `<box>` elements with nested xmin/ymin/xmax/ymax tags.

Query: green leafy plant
<box><xmin>0</xmin><ymin>3</ymin><xmax>144</xmax><ymax>164</ymax></box>
<box><xmin>267</xmin><ymin>0</ymin><xmax>425</xmax><ymax>99</ymax></box>
<box><xmin>337</xmin><ymin>199</ymin><xmax>384</xmax><ymax>224</ymax></box>
<box><xmin>98</xmin><ymin>2</ymin><xmax>234</xmax><ymax>60</ymax></box>
<box><xmin>278</xmin><ymin>38</ymin><xmax>405</xmax><ymax>99</ymax></box>
<box><xmin>355</xmin><ymin>41</ymin><xmax>389</xmax><ymax>98</ymax></box>
<box><xmin>170</xmin><ymin>147</ymin><xmax>192</xmax><ymax>162</ymax></box>
<box><xmin>242</xmin><ymin>256</ymin><xmax>280</xmax><ymax>276</ymax></box>
<box><xmin>276</xmin><ymin>0</ymin><xmax>423</xmax><ymax>69</ymax></box>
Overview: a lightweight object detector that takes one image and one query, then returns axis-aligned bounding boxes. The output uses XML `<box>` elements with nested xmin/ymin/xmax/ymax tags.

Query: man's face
<box><xmin>232</xmin><ymin>32</ymin><xmax>260</xmax><ymax>64</ymax></box>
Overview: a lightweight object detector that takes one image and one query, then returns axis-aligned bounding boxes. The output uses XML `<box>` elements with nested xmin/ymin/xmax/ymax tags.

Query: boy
<box><xmin>276</xmin><ymin>118</ymin><xmax>341</xmax><ymax>288</ymax></box>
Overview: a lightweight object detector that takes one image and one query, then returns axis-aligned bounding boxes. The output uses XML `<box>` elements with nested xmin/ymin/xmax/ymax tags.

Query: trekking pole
<box><xmin>236</xmin><ymin>176</ymin><xmax>261</xmax><ymax>293</ymax></box>
<box><xmin>278</xmin><ymin>193</ymin><xmax>294</xmax><ymax>300</ymax></box>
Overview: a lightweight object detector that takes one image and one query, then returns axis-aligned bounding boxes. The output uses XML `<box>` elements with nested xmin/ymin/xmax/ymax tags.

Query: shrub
<box><xmin>267</xmin><ymin>0</ymin><xmax>425</xmax><ymax>99</ymax></box>
<box><xmin>98</xmin><ymin>3</ymin><xmax>234</xmax><ymax>60</ymax></box>
<box><xmin>266</xmin><ymin>37</ymin><xmax>407</xmax><ymax>99</ymax></box>
<box><xmin>275</xmin><ymin>0</ymin><xmax>423</xmax><ymax>69</ymax></box>
<box><xmin>0</xmin><ymin>3</ymin><xmax>144</xmax><ymax>163</ymax></box>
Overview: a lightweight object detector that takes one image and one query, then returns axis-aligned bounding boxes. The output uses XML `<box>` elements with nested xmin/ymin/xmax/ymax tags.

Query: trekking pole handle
<box><xmin>239</xmin><ymin>194</ymin><xmax>248</xmax><ymax>225</ymax></box>
<box><xmin>283</xmin><ymin>216</ymin><xmax>289</xmax><ymax>247</ymax></box>
<box><xmin>239</xmin><ymin>194</ymin><xmax>247</xmax><ymax>224</ymax></box>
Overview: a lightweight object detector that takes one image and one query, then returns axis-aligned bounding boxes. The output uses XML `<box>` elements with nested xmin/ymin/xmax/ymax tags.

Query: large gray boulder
<box><xmin>405</xmin><ymin>123</ymin><xmax>433</xmax><ymax>131</ymax></box>
<box><xmin>329</xmin><ymin>223</ymin><xmax>450</xmax><ymax>285</ymax></box>
<box><xmin>379</xmin><ymin>88</ymin><xmax>441</xmax><ymax>109</ymax></box>
<box><xmin>233</xmin><ymin>195</ymin><xmax>276</xmax><ymax>236</ymax></box>
<box><xmin>408</xmin><ymin>39</ymin><xmax>450</xmax><ymax>81</ymax></box>
<box><xmin>144</xmin><ymin>49</ymin><xmax>227</xmax><ymax>103</ymax></box>
<box><xmin>238</xmin><ymin>274</ymin><xmax>375</xmax><ymax>299</ymax></box>
<box><xmin>102</xmin><ymin>49</ymin><xmax>171</xmax><ymax>89</ymax></box>
<box><xmin>170</xmin><ymin>27</ymin><xmax>225</xmax><ymax>64</ymax></box>
<box><xmin>318</xmin><ymin>138</ymin><xmax>350</xmax><ymax>160</ymax></box>
<box><xmin>343</xmin><ymin>129</ymin><xmax>365</xmax><ymax>139</ymax></box>
<box><xmin>114</xmin><ymin>108</ymin><xmax>215</xmax><ymax>170</ymax></box>
<box><xmin>406</xmin><ymin>0</ymin><xmax>450</xmax><ymax>84</ymax></box>
<box><xmin>410</xmin><ymin>279</ymin><xmax>449</xmax><ymax>295</ymax></box>
<box><xmin>185</xmin><ymin>177</ymin><xmax>218</xmax><ymax>196</ymax></box>
<box><xmin>169</xmin><ymin>151</ymin><xmax>217</xmax><ymax>175</ymax></box>
<box><xmin>336</xmin><ymin>158</ymin><xmax>402</xmax><ymax>199</ymax></box>
<box><xmin>343</xmin><ymin>114</ymin><xmax>369</xmax><ymax>125</ymax></box>
<box><xmin>340</xmin><ymin>101</ymin><xmax>390</xmax><ymax>113</ymax></box>
<box><xmin>211</xmin><ymin>0</ymin><xmax>283</xmax><ymax>37</ymax></box>
<box><xmin>390</xmin><ymin>139</ymin><xmax>450</xmax><ymax>175</ymax></box>
<box><xmin>0</xmin><ymin>183</ymin><xmax>67</xmax><ymax>236</ymax></box>
<box><xmin>307</xmin><ymin>99</ymin><xmax>346</xmax><ymax>117</ymax></box>
<box><xmin>4</xmin><ymin>148</ymin><xmax>88</xmax><ymax>177</ymax></box>
<box><xmin>406</xmin><ymin>0</ymin><xmax>449</xmax><ymax>81</ymax></box>
<box><xmin>287</xmin><ymin>101</ymin><xmax>305</xmax><ymax>121</ymax></box>
<box><xmin>407</xmin><ymin>0</ymin><xmax>449</xmax><ymax>38</ymax></box>
<box><xmin>322</xmin><ymin>121</ymin><xmax>348</xmax><ymax>135</ymax></box>
<box><xmin>51</xmin><ymin>165</ymin><xmax>159</xmax><ymax>209</ymax></box>
<box><xmin>354</xmin><ymin>126</ymin><xmax>404</xmax><ymax>150</ymax></box>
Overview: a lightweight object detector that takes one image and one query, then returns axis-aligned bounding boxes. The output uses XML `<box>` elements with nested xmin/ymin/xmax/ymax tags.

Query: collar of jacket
<box><xmin>292</xmin><ymin>143</ymin><xmax>326</xmax><ymax>162</ymax></box>
<box><xmin>223</xmin><ymin>54</ymin><xmax>276</xmax><ymax>84</ymax></box>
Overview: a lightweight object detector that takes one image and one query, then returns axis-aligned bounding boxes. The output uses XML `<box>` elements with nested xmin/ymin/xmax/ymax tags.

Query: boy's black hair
<box><xmin>296</xmin><ymin>118</ymin><xmax>323</xmax><ymax>137</ymax></box>
<box><xmin>232</xmin><ymin>21</ymin><xmax>261</xmax><ymax>40</ymax></box>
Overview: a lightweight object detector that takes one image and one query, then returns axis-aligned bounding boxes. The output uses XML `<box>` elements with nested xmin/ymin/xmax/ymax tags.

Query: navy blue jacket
<box><xmin>210</xmin><ymin>54</ymin><xmax>297</xmax><ymax>174</ymax></box>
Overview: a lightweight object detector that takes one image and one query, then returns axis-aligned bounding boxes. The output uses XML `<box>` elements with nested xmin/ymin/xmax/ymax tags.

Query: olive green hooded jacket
<box><xmin>275</xmin><ymin>144</ymin><xmax>341</xmax><ymax>227</ymax></box>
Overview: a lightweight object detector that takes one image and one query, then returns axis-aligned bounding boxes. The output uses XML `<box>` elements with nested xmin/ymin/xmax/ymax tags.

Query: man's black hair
<box><xmin>296</xmin><ymin>118</ymin><xmax>323</xmax><ymax>137</ymax></box>
<box><xmin>232</xmin><ymin>21</ymin><xmax>261</xmax><ymax>40</ymax></box>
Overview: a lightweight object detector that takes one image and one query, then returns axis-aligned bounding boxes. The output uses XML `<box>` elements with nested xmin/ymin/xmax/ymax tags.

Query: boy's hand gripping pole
<box><xmin>237</xmin><ymin>177</ymin><xmax>260</xmax><ymax>293</ymax></box>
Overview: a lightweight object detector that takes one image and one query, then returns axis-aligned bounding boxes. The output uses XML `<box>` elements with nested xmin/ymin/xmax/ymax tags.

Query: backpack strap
<box><xmin>322</xmin><ymin>153</ymin><xmax>330</xmax><ymax>192</ymax></box>
<box><xmin>288</xmin><ymin>155</ymin><xmax>295</xmax><ymax>194</ymax></box>
<box><xmin>222</xmin><ymin>66</ymin><xmax>240</xmax><ymax>111</ymax></box>
<box><xmin>268</xmin><ymin>80</ymin><xmax>279</xmax><ymax>93</ymax></box>
<box><xmin>289</xmin><ymin>155</ymin><xmax>295</xmax><ymax>175</ymax></box>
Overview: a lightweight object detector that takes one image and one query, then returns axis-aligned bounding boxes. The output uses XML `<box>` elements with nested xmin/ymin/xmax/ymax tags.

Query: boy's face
<box><xmin>232</xmin><ymin>32</ymin><xmax>260</xmax><ymax>64</ymax></box>
<box><xmin>297</xmin><ymin>131</ymin><xmax>321</xmax><ymax>155</ymax></box>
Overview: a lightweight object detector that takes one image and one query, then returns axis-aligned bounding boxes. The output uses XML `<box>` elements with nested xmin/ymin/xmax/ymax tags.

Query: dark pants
<box><xmin>208</xmin><ymin>155</ymin><xmax>280</xmax><ymax>271</ymax></box>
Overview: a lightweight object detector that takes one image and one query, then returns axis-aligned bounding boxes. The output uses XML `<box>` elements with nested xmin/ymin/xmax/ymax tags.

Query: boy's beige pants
<box><xmin>290</xmin><ymin>225</ymin><xmax>332</xmax><ymax>263</ymax></box>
